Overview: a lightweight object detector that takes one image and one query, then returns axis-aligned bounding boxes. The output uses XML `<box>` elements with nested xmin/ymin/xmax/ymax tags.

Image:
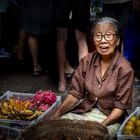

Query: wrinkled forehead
<box><xmin>94</xmin><ymin>22</ymin><xmax>116</xmax><ymax>34</ymax></box>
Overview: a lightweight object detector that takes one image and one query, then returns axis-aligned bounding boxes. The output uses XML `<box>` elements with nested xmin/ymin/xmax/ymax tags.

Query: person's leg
<box><xmin>65</xmin><ymin>58</ymin><xmax>74</xmax><ymax>76</ymax></box>
<box><xmin>17</xmin><ymin>31</ymin><xmax>27</xmax><ymax>61</ymax></box>
<box><xmin>75</xmin><ymin>29</ymin><xmax>88</xmax><ymax>61</ymax></box>
<box><xmin>73</xmin><ymin>0</ymin><xmax>90</xmax><ymax>61</ymax></box>
<box><xmin>56</xmin><ymin>27</ymin><xmax>68</xmax><ymax>92</ymax></box>
<box><xmin>28</xmin><ymin>34</ymin><xmax>41</xmax><ymax>75</ymax></box>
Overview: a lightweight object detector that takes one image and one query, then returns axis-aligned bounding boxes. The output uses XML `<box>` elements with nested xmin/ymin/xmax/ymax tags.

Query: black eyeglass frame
<box><xmin>93</xmin><ymin>33</ymin><xmax>117</xmax><ymax>42</ymax></box>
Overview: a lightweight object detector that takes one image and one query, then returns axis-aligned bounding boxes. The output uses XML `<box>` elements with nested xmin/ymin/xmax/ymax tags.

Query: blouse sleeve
<box><xmin>68</xmin><ymin>56</ymin><xmax>90</xmax><ymax>99</ymax></box>
<box><xmin>114</xmin><ymin>68</ymin><xmax>134</xmax><ymax>110</ymax></box>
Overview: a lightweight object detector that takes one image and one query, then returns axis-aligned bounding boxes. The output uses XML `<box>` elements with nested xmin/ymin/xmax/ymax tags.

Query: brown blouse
<box><xmin>68</xmin><ymin>50</ymin><xmax>134</xmax><ymax>116</ymax></box>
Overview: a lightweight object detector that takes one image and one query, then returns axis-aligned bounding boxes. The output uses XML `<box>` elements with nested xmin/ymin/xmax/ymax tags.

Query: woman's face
<box><xmin>93</xmin><ymin>23</ymin><xmax>120</xmax><ymax>57</ymax></box>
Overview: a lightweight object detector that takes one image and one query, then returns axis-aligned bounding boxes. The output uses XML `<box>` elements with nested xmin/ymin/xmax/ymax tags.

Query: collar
<box><xmin>93</xmin><ymin>50</ymin><xmax>121</xmax><ymax>69</ymax></box>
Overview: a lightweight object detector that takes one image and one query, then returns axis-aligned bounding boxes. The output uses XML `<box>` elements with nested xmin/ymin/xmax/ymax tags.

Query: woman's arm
<box><xmin>102</xmin><ymin>67</ymin><xmax>134</xmax><ymax>126</ymax></box>
<box><xmin>51</xmin><ymin>94</ymin><xmax>79</xmax><ymax>120</ymax></box>
<box><xmin>58</xmin><ymin>94</ymin><xmax>79</xmax><ymax>115</ymax></box>
<box><xmin>101</xmin><ymin>108</ymin><xmax>125</xmax><ymax>126</ymax></box>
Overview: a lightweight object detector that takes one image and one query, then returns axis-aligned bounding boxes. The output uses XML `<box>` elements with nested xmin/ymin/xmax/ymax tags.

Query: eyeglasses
<box><xmin>94</xmin><ymin>33</ymin><xmax>116</xmax><ymax>41</ymax></box>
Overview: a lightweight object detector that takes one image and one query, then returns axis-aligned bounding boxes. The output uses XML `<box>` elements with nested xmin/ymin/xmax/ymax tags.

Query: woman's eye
<box><xmin>96</xmin><ymin>35</ymin><xmax>101</xmax><ymax>37</ymax></box>
<box><xmin>106</xmin><ymin>34</ymin><xmax>111</xmax><ymax>37</ymax></box>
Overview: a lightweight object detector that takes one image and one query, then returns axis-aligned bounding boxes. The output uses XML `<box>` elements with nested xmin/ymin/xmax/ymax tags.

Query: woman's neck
<box><xmin>101</xmin><ymin>55</ymin><xmax>110</xmax><ymax>64</ymax></box>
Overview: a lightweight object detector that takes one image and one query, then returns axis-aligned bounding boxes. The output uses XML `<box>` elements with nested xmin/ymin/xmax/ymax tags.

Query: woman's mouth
<box><xmin>99</xmin><ymin>46</ymin><xmax>109</xmax><ymax>53</ymax></box>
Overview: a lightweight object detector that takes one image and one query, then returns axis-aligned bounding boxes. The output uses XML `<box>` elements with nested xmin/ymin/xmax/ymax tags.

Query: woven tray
<box><xmin>22</xmin><ymin>119</ymin><xmax>109</xmax><ymax>140</ymax></box>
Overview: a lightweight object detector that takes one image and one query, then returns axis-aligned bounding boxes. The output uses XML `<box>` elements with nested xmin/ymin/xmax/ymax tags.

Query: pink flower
<box><xmin>43</xmin><ymin>90</ymin><xmax>56</xmax><ymax>105</ymax></box>
<box><xmin>30</xmin><ymin>89</ymin><xmax>57</xmax><ymax>111</ymax></box>
<box><xmin>34</xmin><ymin>90</ymin><xmax>44</xmax><ymax>104</ymax></box>
<box><xmin>38</xmin><ymin>104</ymin><xmax>49</xmax><ymax>112</ymax></box>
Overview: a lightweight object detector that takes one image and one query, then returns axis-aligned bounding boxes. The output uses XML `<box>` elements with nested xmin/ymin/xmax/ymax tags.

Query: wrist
<box><xmin>56</xmin><ymin>108</ymin><xmax>63</xmax><ymax>116</ymax></box>
<box><xmin>101</xmin><ymin>119</ymin><xmax>109</xmax><ymax>126</ymax></box>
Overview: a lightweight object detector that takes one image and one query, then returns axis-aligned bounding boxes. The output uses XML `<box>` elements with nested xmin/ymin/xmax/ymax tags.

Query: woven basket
<box><xmin>22</xmin><ymin>119</ymin><xmax>109</xmax><ymax>140</ymax></box>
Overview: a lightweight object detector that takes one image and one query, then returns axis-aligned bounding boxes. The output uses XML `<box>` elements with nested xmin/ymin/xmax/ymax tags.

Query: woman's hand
<box><xmin>50</xmin><ymin>94</ymin><xmax>79</xmax><ymax>120</ymax></box>
<box><xmin>50</xmin><ymin>109</ymin><xmax>61</xmax><ymax>120</ymax></box>
<box><xmin>101</xmin><ymin>120</ymin><xmax>107</xmax><ymax>126</ymax></box>
<box><xmin>101</xmin><ymin>108</ymin><xmax>125</xmax><ymax>126</ymax></box>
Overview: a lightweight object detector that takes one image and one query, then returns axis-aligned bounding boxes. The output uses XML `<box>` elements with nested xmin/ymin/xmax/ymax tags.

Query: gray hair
<box><xmin>91</xmin><ymin>17</ymin><xmax>121</xmax><ymax>37</ymax></box>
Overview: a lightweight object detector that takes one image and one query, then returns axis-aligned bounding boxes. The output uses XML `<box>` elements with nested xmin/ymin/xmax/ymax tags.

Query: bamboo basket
<box><xmin>22</xmin><ymin>119</ymin><xmax>109</xmax><ymax>140</ymax></box>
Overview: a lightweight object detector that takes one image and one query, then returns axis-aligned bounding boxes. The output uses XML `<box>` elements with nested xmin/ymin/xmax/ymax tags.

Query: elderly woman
<box><xmin>52</xmin><ymin>17</ymin><xmax>134</xmax><ymax>139</ymax></box>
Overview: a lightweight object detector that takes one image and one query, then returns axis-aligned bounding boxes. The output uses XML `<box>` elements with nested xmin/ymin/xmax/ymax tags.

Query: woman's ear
<box><xmin>116</xmin><ymin>37</ymin><xmax>120</xmax><ymax>46</ymax></box>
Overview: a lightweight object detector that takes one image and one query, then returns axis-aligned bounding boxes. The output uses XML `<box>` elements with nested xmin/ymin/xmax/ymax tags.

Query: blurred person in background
<box><xmin>17</xmin><ymin>0</ymin><xmax>55</xmax><ymax>76</ymax></box>
<box><xmin>123</xmin><ymin>0</ymin><xmax>140</xmax><ymax>85</ymax></box>
<box><xmin>56</xmin><ymin>0</ymin><xmax>90</xmax><ymax>93</ymax></box>
<box><xmin>102</xmin><ymin>0</ymin><xmax>132</xmax><ymax>52</ymax></box>
<box><xmin>0</xmin><ymin>0</ymin><xmax>11</xmax><ymax>58</ymax></box>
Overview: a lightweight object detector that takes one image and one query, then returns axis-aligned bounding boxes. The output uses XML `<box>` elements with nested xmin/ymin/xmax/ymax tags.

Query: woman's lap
<box><xmin>61</xmin><ymin>108</ymin><xmax>120</xmax><ymax>139</ymax></box>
